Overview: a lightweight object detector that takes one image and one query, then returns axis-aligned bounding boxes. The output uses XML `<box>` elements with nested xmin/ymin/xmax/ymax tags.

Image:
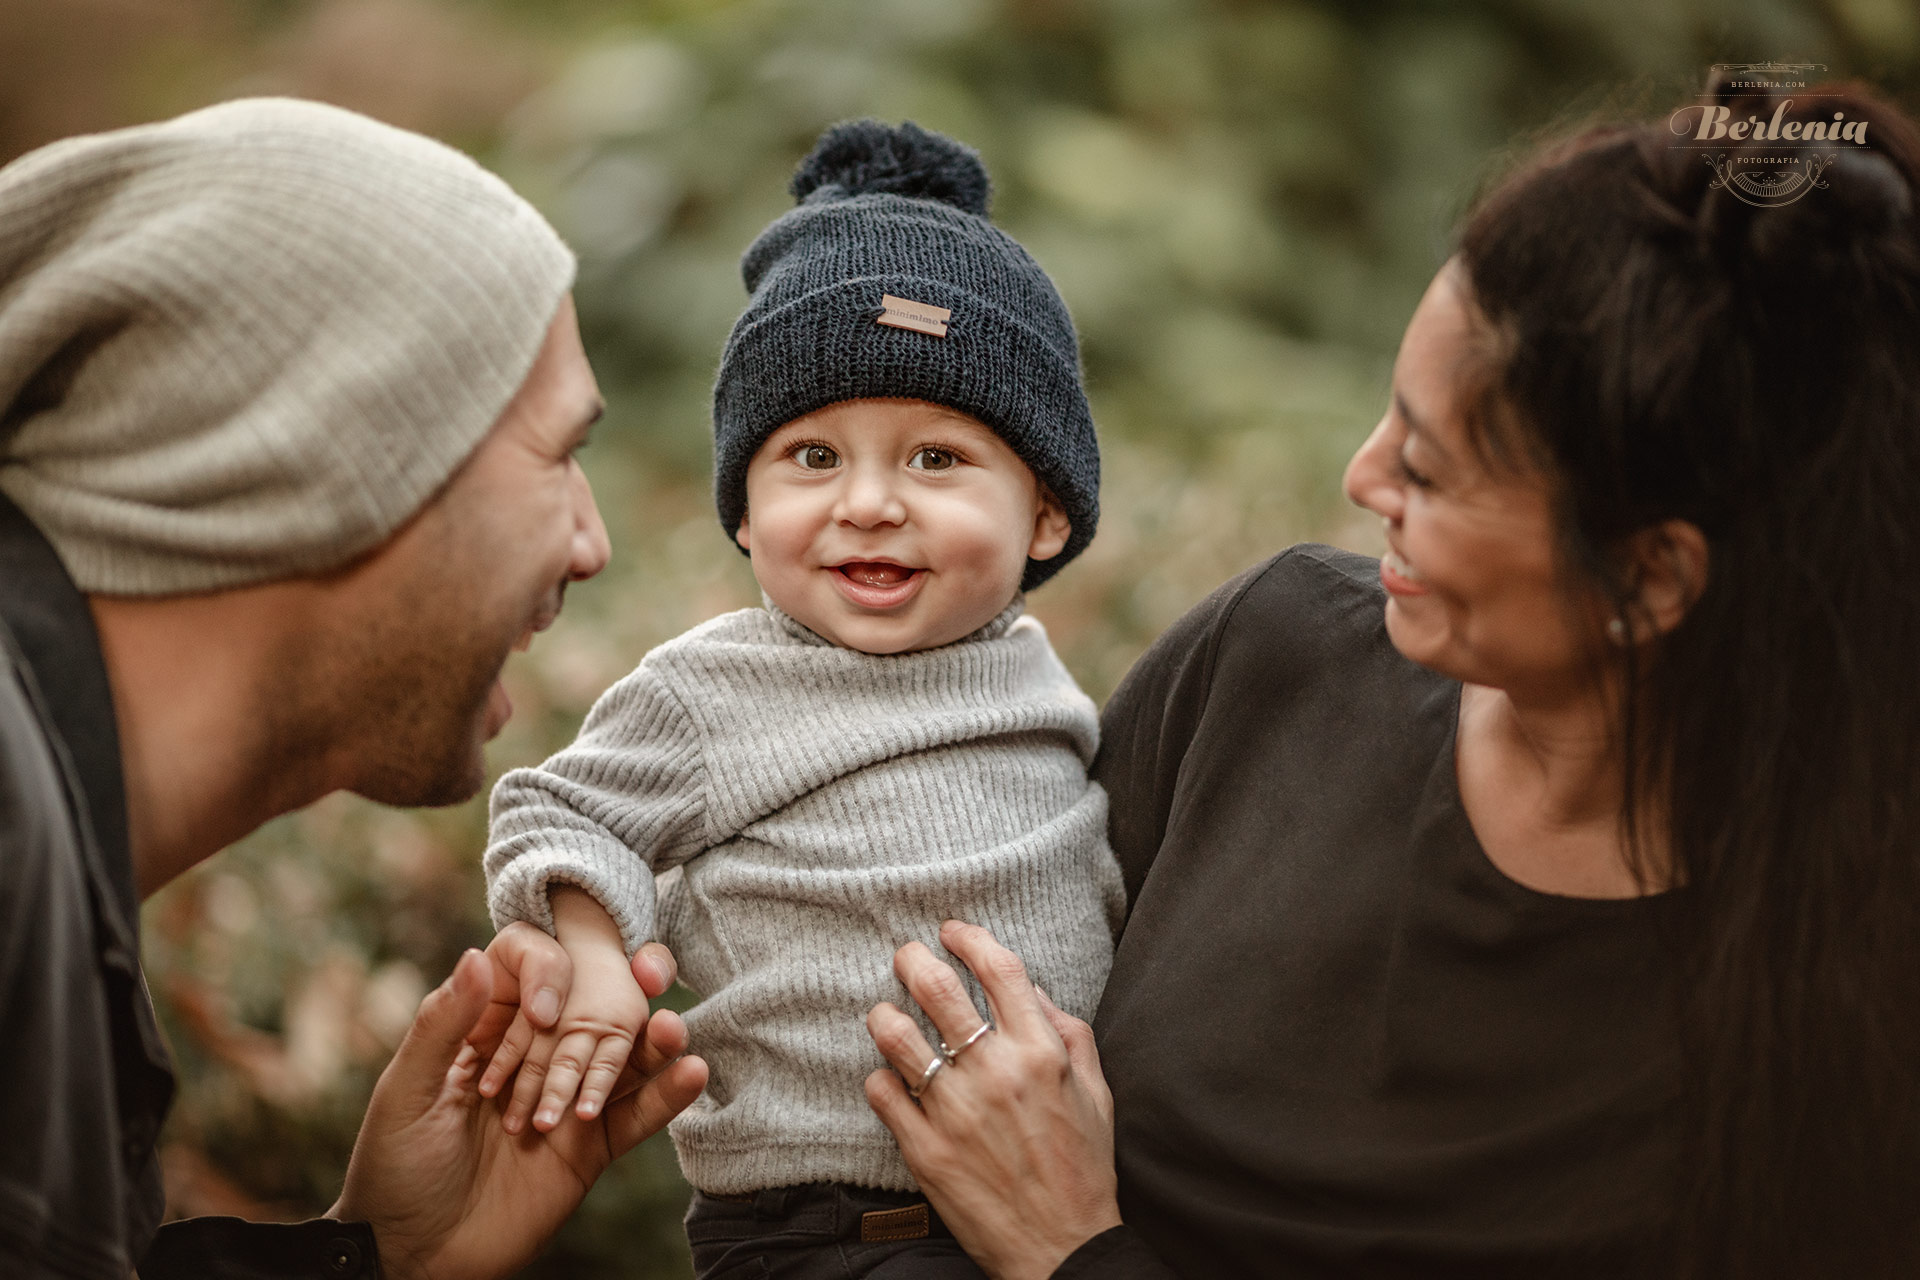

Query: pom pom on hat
<box><xmin>790</xmin><ymin>119</ymin><xmax>991</xmax><ymax>216</ymax></box>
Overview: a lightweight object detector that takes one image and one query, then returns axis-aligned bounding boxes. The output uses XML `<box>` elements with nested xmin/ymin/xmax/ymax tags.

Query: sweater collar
<box><xmin>761</xmin><ymin>594</ymin><xmax>1027</xmax><ymax>650</ymax></box>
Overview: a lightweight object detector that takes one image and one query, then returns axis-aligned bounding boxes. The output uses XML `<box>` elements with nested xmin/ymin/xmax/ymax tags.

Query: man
<box><xmin>0</xmin><ymin>98</ymin><xmax>706</xmax><ymax>1278</ymax></box>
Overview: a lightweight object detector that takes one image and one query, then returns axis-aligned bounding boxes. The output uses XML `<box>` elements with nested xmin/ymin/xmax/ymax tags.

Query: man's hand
<box><xmin>461</xmin><ymin>920</ymin><xmax>577</xmax><ymax>1060</ymax></box>
<box><xmin>331</xmin><ymin>944</ymin><xmax>707</xmax><ymax>1280</ymax></box>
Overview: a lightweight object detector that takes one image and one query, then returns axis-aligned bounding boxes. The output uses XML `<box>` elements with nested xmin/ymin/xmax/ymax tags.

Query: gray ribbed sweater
<box><xmin>485</xmin><ymin>600</ymin><xmax>1124</xmax><ymax>1194</ymax></box>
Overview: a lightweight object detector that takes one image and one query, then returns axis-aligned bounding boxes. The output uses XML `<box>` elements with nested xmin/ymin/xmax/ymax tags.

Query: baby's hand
<box><xmin>479</xmin><ymin>894</ymin><xmax>653</xmax><ymax>1133</ymax></box>
<box><xmin>479</xmin><ymin>936</ymin><xmax>650</xmax><ymax>1131</ymax></box>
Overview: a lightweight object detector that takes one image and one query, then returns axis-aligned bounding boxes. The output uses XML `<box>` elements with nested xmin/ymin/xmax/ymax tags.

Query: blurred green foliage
<box><xmin>21</xmin><ymin>0</ymin><xmax>1901</xmax><ymax>1274</ymax></box>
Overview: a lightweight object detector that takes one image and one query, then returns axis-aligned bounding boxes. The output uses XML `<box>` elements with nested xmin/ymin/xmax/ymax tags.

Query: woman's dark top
<box><xmin>1056</xmin><ymin>545</ymin><xmax>1679</xmax><ymax>1279</ymax></box>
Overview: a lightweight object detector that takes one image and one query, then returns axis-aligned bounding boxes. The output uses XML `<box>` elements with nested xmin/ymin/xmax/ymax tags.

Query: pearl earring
<box><xmin>1607</xmin><ymin>616</ymin><xmax>1628</xmax><ymax>644</ymax></box>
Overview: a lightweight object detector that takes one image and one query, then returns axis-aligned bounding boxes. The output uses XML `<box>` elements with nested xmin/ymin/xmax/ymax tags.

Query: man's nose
<box><xmin>569</xmin><ymin>463</ymin><xmax>612</xmax><ymax>581</ymax></box>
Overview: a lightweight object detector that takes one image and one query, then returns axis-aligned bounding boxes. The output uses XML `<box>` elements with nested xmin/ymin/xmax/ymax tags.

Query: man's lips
<box><xmin>486</xmin><ymin>678</ymin><xmax>513</xmax><ymax>740</ymax></box>
<box><xmin>513</xmin><ymin>590</ymin><xmax>567</xmax><ymax>652</ymax></box>
<box><xmin>495</xmin><ymin>589</ymin><xmax>567</xmax><ymax>739</ymax></box>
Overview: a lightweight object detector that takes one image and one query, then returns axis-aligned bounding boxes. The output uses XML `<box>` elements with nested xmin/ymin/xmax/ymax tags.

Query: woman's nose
<box><xmin>1343</xmin><ymin>415</ymin><xmax>1405</xmax><ymax>524</ymax></box>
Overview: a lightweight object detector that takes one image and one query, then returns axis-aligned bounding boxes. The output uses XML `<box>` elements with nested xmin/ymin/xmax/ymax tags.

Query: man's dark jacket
<box><xmin>0</xmin><ymin>493</ymin><xmax>378</xmax><ymax>1278</ymax></box>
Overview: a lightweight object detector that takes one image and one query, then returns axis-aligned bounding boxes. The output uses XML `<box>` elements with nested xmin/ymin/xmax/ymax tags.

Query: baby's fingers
<box><xmin>478</xmin><ymin>1010</ymin><xmax>536</xmax><ymax>1100</ymax></box>
<box><xmin>575</xmin><ymin>1026</ymin><xmax>641</xmax><ymax>1120</ymax></box>
<box><xmin>503</xmin><ymin>1031</ymin><xmax>558</xmax><ymax>1135</ymax></box>
<box><xmin>530</xmin><ymin>1028</ymin><xmax>602</xmax><ymax>1132</ymax></box>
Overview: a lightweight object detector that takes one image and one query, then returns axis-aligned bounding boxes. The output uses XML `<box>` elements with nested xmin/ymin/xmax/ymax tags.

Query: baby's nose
<box><xmin>835</xmin><ymin>465</ymin><xmax>908</xmax><ymax>527</ymax></box>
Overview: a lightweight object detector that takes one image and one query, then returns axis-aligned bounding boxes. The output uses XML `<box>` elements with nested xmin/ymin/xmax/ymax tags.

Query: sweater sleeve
<box><xmin>485</xmin><ymin>660</ymin><xmax>710</xmax><ymax>955</ymax></box>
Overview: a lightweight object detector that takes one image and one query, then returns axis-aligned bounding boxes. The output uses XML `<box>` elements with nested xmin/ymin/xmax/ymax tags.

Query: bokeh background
<box><xmin>5</xmin><ymin>0</ymin><xmax>1916</xmax><ymax>1274</ymax></box>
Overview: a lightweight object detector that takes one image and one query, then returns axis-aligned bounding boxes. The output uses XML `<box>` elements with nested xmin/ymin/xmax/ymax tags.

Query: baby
<box><xmin>482</xmin><ymin>120</ymin><xmax>1123</xmax><ymax>1278</ymax></box>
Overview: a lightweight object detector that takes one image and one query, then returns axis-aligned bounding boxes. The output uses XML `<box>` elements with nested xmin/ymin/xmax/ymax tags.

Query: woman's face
<box><xmin>1343</xmin><ymin>264</ymin><xmax>1606</xmax><ymax>700</ymax></box>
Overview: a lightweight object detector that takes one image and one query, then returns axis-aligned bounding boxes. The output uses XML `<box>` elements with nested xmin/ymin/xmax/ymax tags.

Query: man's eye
<box><xmin>793</xmin><ymin>444</ymin><xmax>839</xmax><ymax>469</ymax></box>
<box><xmin>909</xmin><ymin>448</ymin><xmax>955</xmax><ymax>472</ymax></box>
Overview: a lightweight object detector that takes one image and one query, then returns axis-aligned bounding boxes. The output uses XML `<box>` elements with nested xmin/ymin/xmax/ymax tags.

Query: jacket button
<box><xmin>325</xmin><ymin>1236</ymin><xmax>363</xmax><ymax>1274</ymax></box>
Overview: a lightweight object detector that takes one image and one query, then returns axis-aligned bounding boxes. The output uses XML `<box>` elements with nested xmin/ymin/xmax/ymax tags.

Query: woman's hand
<box><xmin>865</xmin><ymin>920</ymin><xmax>1122</xmax><ymax>1280</ymax></box>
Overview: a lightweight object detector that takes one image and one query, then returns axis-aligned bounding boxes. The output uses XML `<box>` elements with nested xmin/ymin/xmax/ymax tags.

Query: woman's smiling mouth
<box><xmin>1380</xmin><ymin>548</ymin><xmax>1430</xmax><ymax>596</ymax></box>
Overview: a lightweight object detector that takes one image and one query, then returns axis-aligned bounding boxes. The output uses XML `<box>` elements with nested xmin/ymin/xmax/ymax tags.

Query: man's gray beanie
<box><xmin>713</xmin><ymin>120</ymin><xmax>1098</xmax><ymax>591</ymax></box>
<box><xmin>0</xmin><ymin>97</ymin><xmax>575</xmax><ymax>595</ymax></box>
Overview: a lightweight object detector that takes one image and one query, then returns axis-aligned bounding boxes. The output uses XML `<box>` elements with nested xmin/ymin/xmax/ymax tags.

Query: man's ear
<box><xmin>735</xmin><ymin>512</ymin><xmax>751</xmax><ymax>552</ymax></box>
<box><xmin>1620</xmin><ymin>518</ymin><xmax>1709</xmax><ymax>642</ymax></box>
<box><xmin>1028</xmin><ymin>488</ymin><xmax>1071</xmax><ymax>563</ymax></box>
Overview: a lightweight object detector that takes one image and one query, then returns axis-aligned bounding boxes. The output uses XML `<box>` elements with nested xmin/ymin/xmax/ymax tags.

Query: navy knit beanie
<box><xmin>713</xmin><ymin>120</ymin><xmax>1099</xmax><ymax>591</ymax></box>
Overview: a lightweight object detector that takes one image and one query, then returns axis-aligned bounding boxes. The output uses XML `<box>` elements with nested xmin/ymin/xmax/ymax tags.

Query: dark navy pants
<box><xmin>685</xmin><ymin>1183</ymin><xmax>988</xmax><ymax>1279</ymax></box>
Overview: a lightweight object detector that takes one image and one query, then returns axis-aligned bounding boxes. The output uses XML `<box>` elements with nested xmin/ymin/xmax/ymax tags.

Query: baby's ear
<box><xmin>734</xmin><ymin>513</ymin><xmax>751</xmax><ymax>551</ymax></box>
<box><xmin>1028</xmin><ymin>487</ymin><xmax>1070</xmax><ymax>562</ymax></box>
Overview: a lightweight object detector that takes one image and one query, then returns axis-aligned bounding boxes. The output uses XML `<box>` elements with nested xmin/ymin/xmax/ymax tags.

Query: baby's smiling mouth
<box><xmin>837</xmin><ymin>562</ymin><xmax>919</xmax><ymax>587</ymax></box>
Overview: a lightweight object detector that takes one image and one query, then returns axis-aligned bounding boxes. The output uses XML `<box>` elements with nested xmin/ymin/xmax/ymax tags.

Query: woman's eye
<box><xmin>910</xmin><ymin>447</ymin><xmax>955</xmax><ymax>472</ymax></box>
<box><xmin>793</xmin><ymin>444</ymin><xmax>839</xmax><ymax>469</ymax></box>
<box><xmin>1396</xmin><ymin>451</ymin><xmax>1434</xmax><ymax>489</ymax></box>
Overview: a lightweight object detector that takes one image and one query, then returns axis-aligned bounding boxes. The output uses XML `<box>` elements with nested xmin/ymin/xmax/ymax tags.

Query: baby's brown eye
<box><xmin>910</xmin><ymin>448</ymin><xmax>955</xmax><ymax>471</ymax></box>
<box><xmin>794</xmin><ymin>444</ymin><xmax>839</xmax><ymax>469</ymax></box>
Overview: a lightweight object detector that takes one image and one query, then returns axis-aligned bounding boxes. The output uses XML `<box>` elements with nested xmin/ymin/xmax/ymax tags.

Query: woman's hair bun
<box><xmin>1699</xmin><ymin>141</ymin><xmax>1914</xmax><ymax>273</ymax></box>
<box><xmin>789</xmin><ymin>119</ymin><xmax>991</xmax><ymax>216</ymax></box>
<box><xmin>1828</xmin><ymin>148</ymin><xmax>1912</xmax><ymax>224</ymax></box>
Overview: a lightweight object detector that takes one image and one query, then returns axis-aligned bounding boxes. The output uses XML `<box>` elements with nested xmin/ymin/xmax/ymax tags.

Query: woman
<box><xmin>863</xmin><ymin>82</ymin><xmax>1920</xmax><ymax>1279</ymax></box>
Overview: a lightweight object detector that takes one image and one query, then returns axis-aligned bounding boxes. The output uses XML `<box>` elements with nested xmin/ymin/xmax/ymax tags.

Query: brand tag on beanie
<box><xmin>877</xmin><ymin>294</ymin><xmax>951</xmax><ymax>337</ymax></box>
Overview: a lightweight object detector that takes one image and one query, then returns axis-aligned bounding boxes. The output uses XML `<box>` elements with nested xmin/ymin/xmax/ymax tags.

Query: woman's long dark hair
<box><xmin>1457</xmin><ymin>83</ymin><xmax>1920</xmax><ymax>1277</ymax></box>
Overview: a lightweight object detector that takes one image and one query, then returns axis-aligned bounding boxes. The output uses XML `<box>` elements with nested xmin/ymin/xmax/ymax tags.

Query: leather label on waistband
<box><xmin>877</xmin><ymin>294</ymin><xmax>951</xmax><ymax>337</ymax></box>
<box><xmin>860</xmin><ymin>1203</ymin><xmax>931</xmax><ymax>1241</ymax></box>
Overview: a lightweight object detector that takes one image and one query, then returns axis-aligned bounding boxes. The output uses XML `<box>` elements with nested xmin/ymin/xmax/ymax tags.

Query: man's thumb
<box><xmin>387</xmin><ymin>948</ymin><xmax>490</xmax><ymax>1102</ymax></box>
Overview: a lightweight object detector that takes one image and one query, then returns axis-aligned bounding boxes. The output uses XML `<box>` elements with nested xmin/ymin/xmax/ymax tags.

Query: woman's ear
<box><xmin>734</xmin><ymin>513</ymin><xmax>751</xmax><ymax>551</ymax></box>
<box><xmin>1028</xmin><ymin>488</ymin><xmax>1071</xmax><ymax>563</ymax></box>
<box><xmin>1621</xmin><ymin>518</ymin><xmax>1709</xmax><ymax>641</ymax></box>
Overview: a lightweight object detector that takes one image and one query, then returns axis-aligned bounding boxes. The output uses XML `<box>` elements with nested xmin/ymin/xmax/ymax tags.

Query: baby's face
<box><xmin>737</xmin><ymin>398</ymin><xmax>1069</xmax><ymax>654</ymax></box>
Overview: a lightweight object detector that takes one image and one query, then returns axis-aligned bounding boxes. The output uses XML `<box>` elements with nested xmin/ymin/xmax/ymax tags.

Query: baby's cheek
<box><xmin>948</xmin><ymin>534</ymin><xmax>1033</xmax><ymax>615</ymax></box>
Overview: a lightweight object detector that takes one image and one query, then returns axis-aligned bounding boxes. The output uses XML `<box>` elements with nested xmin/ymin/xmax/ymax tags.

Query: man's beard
<box><xmin>344</xmin><ymin>618</ymin><xmax>504</xmax><ymax>808</ymax></box>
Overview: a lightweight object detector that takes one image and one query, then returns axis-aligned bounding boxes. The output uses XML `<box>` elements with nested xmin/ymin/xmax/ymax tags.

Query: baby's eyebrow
<box><xmin>923</xmin><ymin>407</ymin><xmax>994</xmax><ymax>434</ymax></box>
<box><xmin>762</xmin><ymin>423</ymin><xmax>814</xmax><ymax>446</ymax></box>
